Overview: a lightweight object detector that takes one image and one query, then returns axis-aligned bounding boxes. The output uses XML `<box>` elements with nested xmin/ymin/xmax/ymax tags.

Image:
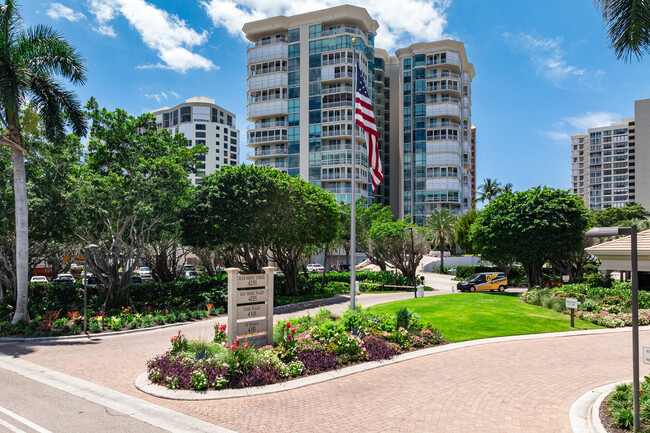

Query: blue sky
<box><xmin>24</xmin><ymin>0</ymin><xmax>650</xmax><ymax>192</ymax></box>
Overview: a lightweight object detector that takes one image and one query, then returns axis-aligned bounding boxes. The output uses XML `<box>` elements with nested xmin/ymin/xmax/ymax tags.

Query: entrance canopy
<box><xmin>585</xmin><ymin>229</ymin><xmax>650</xmax><ymax>272</ymax></box>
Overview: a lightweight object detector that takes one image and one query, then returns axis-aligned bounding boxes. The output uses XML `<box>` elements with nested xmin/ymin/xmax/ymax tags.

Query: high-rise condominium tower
<box><xmin>152</xmin><ymin>97</ymin><xmax>239</xmax><ymax>185</ymax></box>
<box><xmin>570</xmin><ymin>99</ymin><xmax>650</xmax><ymax>211</ymax></box>
<box><xmin>243</xmin><ymin>5</ymin><xmax>474</xmax><ymax>223</ymax></box>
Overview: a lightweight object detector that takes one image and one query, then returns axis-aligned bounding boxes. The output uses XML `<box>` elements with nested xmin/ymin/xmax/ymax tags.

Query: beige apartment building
<box><xmin>243</xmin><ymin>5</ymin><xmax>475</xmax><ymax>224</ymax></box>
<box><xmin>571</xmin><ymin>99</ymin><xmax>650</xmax><ymax>210</ymax></box>
<box><xmin>151</xmin><ymin>97</ymin><xmax>239</xmax><ymax>185</ymax></box>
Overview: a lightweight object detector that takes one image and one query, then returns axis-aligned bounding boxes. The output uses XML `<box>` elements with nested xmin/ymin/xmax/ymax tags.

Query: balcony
<box><xmin>426</xmin><ymin>96</ymin><xmax>460</xmax><ymax>105</ymax></box>
<box><xmin>247</xmin><ymin>43</ymin><xmax>289</xmax><ymax>63</ymax></box>
<box><xmin>426</xmin><ymin>71</ymin><xmax>460</xmax><ymax>80</ymax></box>
<box><xmin>252</xmin><ymin>147</ymin><xmax>288</xmax><ymax>157</ymax></box>
<box><xmin>248</xmin><ymin>133</ymin><xmax>288</xmax><ymax>144</ymax></box>
<box><xmin>250</xmin><ymin>36</ymin><xmax>287</xmax><ymax>47</ymax></box>
<box><xmin>320</xmin><ymin>26</ymin><xmax>365</xmax><ymax>37</ymax></box>
<box><xmin>426</xmin><ymin>84</ymin><xmax>460</xmax><ymax>93</ymax></box>
<box><xmin>322</xmin><ymin>128</ymin><xmax>353</xmax><ymax>137</ymax></box>
<box><xmin>247</xmin><ymin>121</ymin><xmax>288</xmax><ymax>131</ymax></box>
<box><xmin>322</xmin><ymin>115</ymin><xmax>353</xmax><ymax>123</ymax></box>
<box><xmin>321</xmin><ymin>143</ymin><xmax>365</xmax><ymax>152</ymax></box>
<box><xmin>322</xmin><ymin>58</ymin><xmax>354</xmax><ymax>67</ymax></box>
<box><xmin>248</xmin><ymin>74</ymin><xmax>288</xmax><ymax>91</ymax></box>
<box><xmin>322</xmin><ymin>85</ymin><xmax>353</xmax><ymax>95</ymax></box>
<box><xmin>321</xmin><ymin>67</ymin><xmax>354</xmax><ymax>81</ymax></box>
<box><xmin>248</xmin><ymin>100</ymin><xmax>288</xmax><ymax>118</ymax></box>
<box><xmin>425</xmin><ymin>103</ymin><xmax>461</xmax><ymax>119</ymax></box>
<box><xmin>248</xmin><ymin>65</ymin><xmax>288</xmax><ymax>77</ymax></box>
<box><xmin>322</xmin><ymin>100</ymin><xmax>353</xmax><ymax>109</ymax></box>
<box><xmin>427</xmin><ymin>121</ymin><xmax>460</xmax><ymax>129</ymax></box>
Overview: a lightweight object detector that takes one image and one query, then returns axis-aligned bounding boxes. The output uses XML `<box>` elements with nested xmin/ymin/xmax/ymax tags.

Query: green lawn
<box><xmin>367</xmin><ymin>292</ymin><xmax>602</xmax><ymax>342</ymax></box>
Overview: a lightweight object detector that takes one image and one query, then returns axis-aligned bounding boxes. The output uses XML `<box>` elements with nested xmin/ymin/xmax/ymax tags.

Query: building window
<box><xmin>196</xmin><ymin>124</ymin><xmax>206</xmax><ymax>130</ymax></box>
<box><xmin>403</xmin><ymin>58</ymin><xmax>411</xmax><ymax>70</ymax></box>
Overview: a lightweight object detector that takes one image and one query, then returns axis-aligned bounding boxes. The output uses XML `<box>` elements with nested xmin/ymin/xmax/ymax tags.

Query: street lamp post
<box><xmin>83</xmin><ymin>244</ymin><xmax>99</xmax><ymax>334</ymax></box>
<box><xmin>585</xmin><ymin>226</ymin><xmax>639</xmax><ymax>432</ymax></box>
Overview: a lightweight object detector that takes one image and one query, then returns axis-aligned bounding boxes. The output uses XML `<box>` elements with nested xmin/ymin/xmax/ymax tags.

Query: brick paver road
<box><xmin>0</xmin><ymin>291</ymin><xmax>646</xmax><ymax>433</ymax></box>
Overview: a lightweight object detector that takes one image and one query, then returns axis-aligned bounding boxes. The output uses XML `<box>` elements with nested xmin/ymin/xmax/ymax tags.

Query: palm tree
<box><xmin>502</xmin><ymin>182</ymin><xmax>514</xmax><ymax>194</ymax></box>
<box><xmin>426</xmin><ymin>208</ymin><xmax>457</xmax><ymax>273</ymax></box>
<box><xmin>472</xmin><ymin>178</ymin><xmax>503</xmax><ymax>206</ymax></box>
<box><xmin>0</xmin><ymin>0</ymin><xmax>87</xmax><ymax>324</ymax></box>
<box><xmin>595</xmin><ymin>0</ymin><xmax>650</xmax><ymax>62</ymax></box>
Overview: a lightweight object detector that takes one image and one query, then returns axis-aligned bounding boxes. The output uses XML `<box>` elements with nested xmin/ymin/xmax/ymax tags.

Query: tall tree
<box><xmin>368</xmin><ymin>219</ymin><xmax>429</xmax><ymax>290</ymax></box>
<box><xmin>472</xmin><ymin>178</ymin><xmax>503</xmax><ymax>206</ymax></box>
<box><xmin>595</xmin><ymin>0</ymin><xmax>650</xmax><ymax>61</ymax></box>
<box><xmin>0</xmin><ymin>0</ymin><xmax>87</xmax><ymax>323</ymax></box>
<box><xmin>426</xmin><ymin>208</ymin><xmax>457</xmax><ymax>272</ymax></box>
<box><xmin>71</xmin><ymin>99</ymin><xmax>201</xmax><ymax>309</ymax></box>
<box><xmin>470</xmin><ymin>187</ymin><xmax>589</xmax><ymax>288</ymax></box>
<box><xmin>455</xmin><ymin>209</ymin><xmax>478</xmax><ymax>254</ymax></box>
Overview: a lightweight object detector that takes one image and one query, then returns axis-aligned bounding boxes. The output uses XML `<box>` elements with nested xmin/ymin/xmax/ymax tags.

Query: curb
<box><xmin>569</xmin><ymin>381</ymin><xmax>625</xmax><ymax>433</ymax></box>
<box><xmin>136</xmin><ymin>326</ymin><xmax>650</xmax><ymax>401</ymax></box>
<box><xmin>0</xmin><ymin>354</ymin><xmax>238</xmax><ymax>433</ymax></box>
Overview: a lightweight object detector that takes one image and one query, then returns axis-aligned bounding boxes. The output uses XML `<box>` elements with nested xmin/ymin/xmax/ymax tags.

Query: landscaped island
<box><xmin>146</xmin><ymin>306</ymin><xmax>444</xmax><ymax>391</ymax></box>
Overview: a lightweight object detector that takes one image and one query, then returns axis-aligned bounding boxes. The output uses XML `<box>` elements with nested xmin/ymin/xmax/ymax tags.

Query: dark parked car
<box><xmin>131</xmin><ymin>276</ymin><xmax>143</xmax><ymax>284</ymax></box>
<box><xmin>52</xmin><ymin>273</ymin><xmax>75</xmax><ymax>285</ymax></box>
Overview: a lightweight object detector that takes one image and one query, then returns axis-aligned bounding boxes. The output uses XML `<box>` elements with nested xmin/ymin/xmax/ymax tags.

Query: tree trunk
<box><xmin>11</xmin><ymin>146</ymin><xmax>29</xmax><ymax>324</ymax></box>
<box><xmin>524</xmin><ymin>263</ymin><xmax>543</xmax><ymax>289</ymax></box>
<box><xmin>321</xmin><ymin>243</ymin><xmax>329</xmax><ymax>286</ymax></box>
<box><xmin>439</xmin><ymin>240</ymin><xmax>445</xmax><ymax>273</ymax></box>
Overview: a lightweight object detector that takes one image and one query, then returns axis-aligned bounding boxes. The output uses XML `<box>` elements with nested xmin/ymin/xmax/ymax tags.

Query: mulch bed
<box><xmin>599</xmin><ymin>392</ymin><xmax>649</xmax><ymax>433</ymax></box>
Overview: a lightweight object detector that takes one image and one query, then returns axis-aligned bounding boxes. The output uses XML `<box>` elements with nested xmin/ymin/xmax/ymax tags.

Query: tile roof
<box><xmin>585</xmin><ymin>229</ymin><xmax>650</xmax><ymax>253</ymax></box>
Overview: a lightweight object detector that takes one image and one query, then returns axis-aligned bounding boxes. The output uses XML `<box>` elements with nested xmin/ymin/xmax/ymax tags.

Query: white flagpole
<box><xmin>350</xmin><ymin>38</ymin><xmax>357</xmax><ymax>310</ymax></box>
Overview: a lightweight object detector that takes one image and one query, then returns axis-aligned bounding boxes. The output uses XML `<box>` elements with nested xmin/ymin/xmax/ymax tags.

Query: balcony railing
<box><xmin>426</xmin><ymin>84</ymin><xmax>460</xmax><ymax>92</ymax></box>
<box><xmin>248</xmin><ymin>66</ymin><xmax>288</xmax><ymax>76</ymax></box>
<box><xmin>250</xmin><ymin>36</ymin><xmax>287</xmax><ymax>48</ymax></box>
<box><xmin>322</xmin><ymin>86</ymin><xmax>353</xmax><ymax>95</ymax></box>
<box><xmin>320</xmin><ymin>26</ymin><xmax>364</xmax><ymax>37</ymax></box>
<box><xmin>322</xmin><ymin>129</ymin><xmax>353</xmax><ymax>137</ymax></box>
<box><xmin>427</xmin><ymin>71</ymin><xmax>460</xmax><ymax>79</ymax></box>
<box><xmin>248</xmin><ymin>134</ymin><xmax>288</xmax><ymax>144</ymax></box>
<box><xmin>322</xmin><ymin>58</ymin><xmax>354</xmax><ymax>67</ymax></box>
<box><xmin>247</xmin><ymin>121</ymin><xmax>288</xmax><ymax>131</ymax></box>
<box><xmin>426</xmin><ymin>97</ymin><xmax>461</xmax><ymax>105</ymax></box>
<box><xmin>322</xmin><ymin>100</ymin><xmax>353</xmax><ymax>109</ymax></box>
<box><xmin>248</xmin><ymin>94</ymin><xmax>287</xmax><ymax>103</ymax></box>
<box><xmin>254</xmin><ymin>148</ymin><xmax>288</xmax><ymax>157</ymax></box>
<box><xmin>322</xmin><ymin>115</ymin><xmax>353</xmax><ymax>123</ymax></box>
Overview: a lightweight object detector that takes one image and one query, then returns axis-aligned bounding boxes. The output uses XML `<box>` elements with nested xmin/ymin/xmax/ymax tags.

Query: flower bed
<box><xmin>520</xmin><ymin>283</ymin><xmax>650</xmax><ymax>328</ymax></box>
<box><xmin>605</xmin><ymin>378</ymin><xmax>650</xmax><ymax>431</ymax></box>
<box><xmin>0</xmin><ymin>304</ymin><xmax>223</xmax><ymax>338</ymax></box>
<box><xmin>146</xmin><ymin>306</ymin><xmax>445</xmax><ymax>391</ymax></box>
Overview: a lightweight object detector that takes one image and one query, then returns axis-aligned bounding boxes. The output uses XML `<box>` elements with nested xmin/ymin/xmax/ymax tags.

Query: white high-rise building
<box><xmin>243</xmin><ymin>5</ymin><xmax>474</xmax><ymax>224</ymax></box>
<box><xmin>152</xmin><ymin>97</ymin><xmax>239</xmax><ymax>185</ymax></box>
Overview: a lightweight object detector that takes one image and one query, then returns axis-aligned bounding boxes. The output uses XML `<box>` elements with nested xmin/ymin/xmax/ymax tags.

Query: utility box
<box><xmin>417</xmin><ymin>284</ymin><xmax>424</xmax><ymax>298</ymax></box>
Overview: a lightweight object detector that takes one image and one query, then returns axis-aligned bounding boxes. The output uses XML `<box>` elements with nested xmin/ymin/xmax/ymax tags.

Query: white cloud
<box><xmin>143</xmin><ymin>90</ymin><xmax>181</xmax><ymax>103</ymax></box>
<box><xmin>47</xmin><ymin>3</ymin><xmax>86</xmax><ymax>22</ymax></box>
<box><xmin>540</xmin><ymin>130</ymin><xmax>571</xmax><ymax>142</ymax></box>
<box><xmin>87</xmin><ymin>0</ymin><xmax>216</xmax><ymax>73</ymax></box>
<box><xmin>199</xmin><ymin>0</ymin><xmax>450</xmax><ymax>52</ymax></box>
<box><xmin>565</xmin><ymin>111</ymin><xmax>622</xmax><ymax>130</ymax></box>
<box><xmin>503</xmin><ymin>32</ymin><xmax>603</xmax><ymax>88</ymax></box>
<box><xmin>92</xmin><ymin>24</ymin><xmax>116</xmax><ymax>37</ymax></box>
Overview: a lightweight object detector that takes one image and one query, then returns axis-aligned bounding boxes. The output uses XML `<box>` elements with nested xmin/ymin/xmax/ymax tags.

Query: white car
<box><xmin>139</xmin><ymin>266</ymin><xmax>154</xmax><ymax>282</ymax></box>
<box><xmin>306</xmin><ymin>263</ymin><xmax>325</xmax><ymax>273</ymax></box>
<box><xmin>30</xmin><ymin>276</ymin><xmax>49</xmax><ymax>283</ymax></box>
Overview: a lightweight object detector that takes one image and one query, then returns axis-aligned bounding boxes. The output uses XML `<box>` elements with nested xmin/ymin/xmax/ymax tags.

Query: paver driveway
<box><xmin>0</xmin><ymin>291</ymin><xmax>647</xmax><ymax>433</ymax></box>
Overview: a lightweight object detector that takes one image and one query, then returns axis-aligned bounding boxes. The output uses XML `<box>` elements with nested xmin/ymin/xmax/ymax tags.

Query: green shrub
<box><xmin>583</xmin><ymin>263</ymin><xmax>599</xmax><ymax>274</ymax></box>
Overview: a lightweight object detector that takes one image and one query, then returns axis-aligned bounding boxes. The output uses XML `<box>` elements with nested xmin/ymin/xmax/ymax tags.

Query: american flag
<box><xmin>355</xmin><ymin>60</ymin><xmax>383</xmax><ymax>192</ymax></box>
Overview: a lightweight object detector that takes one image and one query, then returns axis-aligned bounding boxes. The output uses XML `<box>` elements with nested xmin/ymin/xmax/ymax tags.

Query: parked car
<box><xmin>456</xmin><ymin>272</ymin><xmax>508</xmax><ymax>292</ymax></box>
<box><xmin>30</xmin><ymin>276</ymin><xmax>49</xmax><ymax>283</ymax></box>
<box><xmin>131</xmin><ymin>275</ymin><xmax>143</xmax><ymax>284</ymax></box>
<box><xmin>53</xmin><ymin>273</ymin><xmax>75</xmax><ymax>285</ymax></box>
<box><xmin>138</xmin><ymin>266</ymin><xmax>154</xmax><ymax>283</ymax></box>
<box><xmin>181</xmin><ymin>265</ymin><xmax>196</xmax><ymax>273</ymax></box>
<box><xmin>306</xmin><ymin>263</ymin><xmax>325</xmax><ymax>273</ymax></box>
<box><xmin>181</xmin><ymin>270</ymin><xmax>199</xmax><ymax>280</ymax></box>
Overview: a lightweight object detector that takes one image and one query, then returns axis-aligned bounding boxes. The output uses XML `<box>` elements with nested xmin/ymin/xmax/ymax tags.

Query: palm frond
<box><xmin>596</xmin><ymin>0</ymin><xmax>650</xmax><ymax>62</ymax></box>
<box><xmin>17</xmin><ymin>24</ymin><xmax>87</xmax><ymax>85</ymax></box>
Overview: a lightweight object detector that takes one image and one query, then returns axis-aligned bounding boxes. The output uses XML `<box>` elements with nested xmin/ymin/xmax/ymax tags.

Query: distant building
<box><xmin>470</xmin><ymin>125</ymin><xmax>477</xmax><ymax>209</ymax></box>
<box><xmin>570</xmin><ymin>99</ymin><xmax>650</xmax><ymax>210</ymax></box>
<box><xmin>151</xmin><ymin>97</ymin><xmax>239</xmax><ymax>185</ymax></box>
<box><xmin>243</xmin><ymin>5</ymin><xmax>475</xmax><ymax>224</ymax></box>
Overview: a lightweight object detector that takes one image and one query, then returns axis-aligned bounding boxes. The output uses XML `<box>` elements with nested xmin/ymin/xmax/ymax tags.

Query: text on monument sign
<box><xmin>565</xmin><ymin>298</ymin><xmax>579</xmax><ymax>310</ymax></box>
<box><xmin>239</xmin><ymin>334</ymin><xmax>269</xmax><ymax>347</ymax></box>
<box><xmin>237</xmin><ymin>304</ymin><xmax>264</xmax><ymax>319</ymax></box>
<box><xmin>236</xmin><ymin>288</ymin><xmax>268</xmax><ymax>305</ymax></box>
<box><xmin>237</xmin><ymin>274</ymin><xmax>267</xmax><ymax>288</ymax></box>
<box><xmin>237</xmin><ymin>319</ymin><xmax>268</xmax><ymax>335</ymax></box>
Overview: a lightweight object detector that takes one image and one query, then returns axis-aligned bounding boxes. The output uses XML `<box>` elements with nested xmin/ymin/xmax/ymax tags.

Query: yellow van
<box><xmin>456</xmin><ymin>272</ymin><xmax>508</xmax><ymax>292</ymax></box>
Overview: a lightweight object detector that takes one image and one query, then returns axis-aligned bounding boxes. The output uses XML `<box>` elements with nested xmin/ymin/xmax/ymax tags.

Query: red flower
<box><xmin>287</xmin><ymin>335</ymin><xmax>292</xmax><ymax>341</ymax></box>
<box><xmin>291</xmin><ymin>327</ymin><xmax>296</xmax><ymax>334</ymax></box>
<box><xmin>235</xmin><ymin>339</ymin><xmax>239</xmax><ymax>345</ymax></box>
<box><xmin>219</xmin><ymin>324</ymin><xmax>226</xmax><ymax>332</ymax></box>
<box><xmin>244</xmin><ymin>343</ymin><xmax>249</xmax><ymax>349</ymax></box>
<box><xmin>285</xmin><ymin>322</ymin><xmax>291</xmax><ymax>328</ymax></box>
<box><xmin>225</xmin><ymin>344</ymin><xmax>230</xmax><ymax>349</ymax></box>
<box><xmin>231</xmin><ymin>345</ymin><xmax>237</xmax><ymax>350</ymax></box>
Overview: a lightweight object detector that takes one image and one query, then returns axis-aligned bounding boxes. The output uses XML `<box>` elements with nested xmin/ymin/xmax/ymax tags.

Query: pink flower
<box><xmin>244</xmin><ymin>343</ymin><xmax>249</xmax><ymax>349</ymax></box>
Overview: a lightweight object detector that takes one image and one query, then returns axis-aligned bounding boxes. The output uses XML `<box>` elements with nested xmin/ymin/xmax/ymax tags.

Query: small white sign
<box><xmin>644</xmin><ymin>347</ymin><xmax>650</xmax><ymax>365</ymax></box>
<box><xmin>562</xmin><ymin>275</ymin><xmax>570</xmax><ymax>283</ymax></box>
<box><xmin>566</xmin><ymin>298</ymin><xmax>579</xmax><ymax>310</ymax></box>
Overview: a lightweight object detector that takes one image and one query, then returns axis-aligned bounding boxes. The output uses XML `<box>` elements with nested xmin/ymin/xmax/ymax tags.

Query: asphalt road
<box><xmin>0</xmin><ymin>367</ymin><xmax>169</xmax><ymax>433</ymax></box>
